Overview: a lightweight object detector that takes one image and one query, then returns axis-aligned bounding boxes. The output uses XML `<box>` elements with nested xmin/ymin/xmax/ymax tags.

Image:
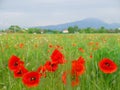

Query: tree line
<box><xmin>68</xmin><ymin>26</ymin><xmax>120</xmax><ymax>33</ymax></box>
<box><xmin>0</xmin><ymin>25</ymin><xmax>120</xmax><ymax>34</ymax></box>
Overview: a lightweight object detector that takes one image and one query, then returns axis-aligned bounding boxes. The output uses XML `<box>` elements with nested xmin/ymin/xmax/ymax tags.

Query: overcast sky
<box><xmin>0</xmin><ymin>0</ymin><xmax>120</xmax><ymax>29</ymax></box>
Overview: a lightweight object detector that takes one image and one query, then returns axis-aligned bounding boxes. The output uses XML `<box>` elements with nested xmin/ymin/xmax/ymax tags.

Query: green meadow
<box><xmin>0</xmin><ymin>33</ymin><xmax>120</xmax><ymax>90</ymax></box>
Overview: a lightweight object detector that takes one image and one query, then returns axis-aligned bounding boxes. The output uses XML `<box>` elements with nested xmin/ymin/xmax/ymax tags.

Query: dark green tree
<box><xmin>74</xmin><ymin>26</ymin><xmax>79</xmax><ymax>32</ymax></box>
<box><xmin>27</xmin><ymin>28</ymin><xmax>41</xmax><ymax>34</ymax></box>
<box><xmin>98</xmin><ymin>26</ymin><xmax>107</xmax><ymax>33</ymax></box>
<box><xmin>68</xmin><ymin>26</ymin><xmax>74</xmax><ymax>33</ymax></box>
<box><xmin>8</xmin><ymin>25</ymin><xmax>21</xmax><ymax>32</ymax></box>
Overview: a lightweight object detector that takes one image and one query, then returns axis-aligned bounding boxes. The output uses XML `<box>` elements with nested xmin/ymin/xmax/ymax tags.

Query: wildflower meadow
<box><xmin>0</xmin><ymin>33</ymin><xmax>120</xmax><ymax>90</ymax></box>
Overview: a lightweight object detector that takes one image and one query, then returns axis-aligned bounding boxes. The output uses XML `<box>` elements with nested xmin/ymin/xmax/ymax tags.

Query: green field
<box><xmin>0</xmin><ymin>34</ymin><xmax>120</xmax><ymax>90</ymax></box>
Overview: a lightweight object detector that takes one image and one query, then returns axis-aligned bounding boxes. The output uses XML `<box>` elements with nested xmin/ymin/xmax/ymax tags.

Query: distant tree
<box><xmin>8</xmin><ymin>25</ymin><xmax>21</xmax><ymax>32</ymax></box>
<box><xmin>114</xmin><ymin>28</ymin><xmax>120</xmax><ymax>33</ymax></box>
<box><xmin>68</xmin><ymin>26</ymin><xmax>74</xmax><ymax>33</ymax></box>
<box><xmin>84</xmin><ymin>27</ymin><xmax>91</xmax><ymax>33</ymax></box>
<box><xmin>74</xmin><ymin>26</ymin><xmax>79</xmax><ymax>32</ymax></box>
<box><xmin>52</xmin><ymin>30</ymin><xmax>60</xmax><ymax>34</ymax></box>
<box><xmin>68</xmin><ymin>26</ymin><xmax>79</xmax><ymax>33</ymax></box>
<box><xmin>78</xmin><ymin>29</ymin><xmax>85</xmax><ymax>33</ymax></box>
<box><xmin>0</xmin><ymin>30</ymin><xmax>4</xmax><ymax>32</ymax></box>
<box><xmin>27</xmin><ymin>28</ymin><xmax>41</xmax><ymax>34</ymax></box>
<box><xmin>98</xmin><ymin>26</ymin><xmax>107</xmax><ymax>33</ymax></box>
<box><xmin>85</xmin><ymin>27</ymin><xmax>97</xmax><ymax>33</ymax></box>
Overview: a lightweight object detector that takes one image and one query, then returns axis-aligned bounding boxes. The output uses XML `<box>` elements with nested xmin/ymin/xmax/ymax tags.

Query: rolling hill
<box><xmin>36</xmin><ymin>18</ymin><xmax>120</xmax><ymax>30</ymax></box>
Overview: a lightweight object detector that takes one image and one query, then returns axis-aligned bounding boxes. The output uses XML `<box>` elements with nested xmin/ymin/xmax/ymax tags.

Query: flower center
<box><xmin>17</xmin><ymin>70</ymin><xmax>22</xmax><ymax>74</ymax></box>
<box><xmin>51</xmin><ymin>63</ymin><xmax>55</xmax><ymax>67</ymax></box>
<box><xmin>14</xmin><ymin>62</ymin><xmax>18</xmax><ymax>66</ymax></box>
<box><xmin>105</xmin><ymin>62</ymin><xmax>110</xmax><ymax>66</ymax></box>
<box><xmin>30</xmin><ymin>77</ymin><xmax>36</xmax><ymax>81</ymax></box>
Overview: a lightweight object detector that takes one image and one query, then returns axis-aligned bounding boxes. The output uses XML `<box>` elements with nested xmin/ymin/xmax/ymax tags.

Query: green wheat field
<box><xmin>0</xmin><ymin>33</ymin><xmax>120</xmax><ymax>90</ymax></box>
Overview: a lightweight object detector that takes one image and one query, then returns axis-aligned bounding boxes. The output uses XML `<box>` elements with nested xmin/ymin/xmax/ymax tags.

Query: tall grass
<box><xmin>0</xmin><ymin>33</ymin><xmax>120</xmax><ymax>90</ymax></box>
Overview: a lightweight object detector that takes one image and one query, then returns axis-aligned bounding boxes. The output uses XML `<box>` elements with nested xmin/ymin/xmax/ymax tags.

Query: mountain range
<box><xmin>35</xmin><ymin>18</ymin><xmax>120</xmax><ymax>30</ymax></box>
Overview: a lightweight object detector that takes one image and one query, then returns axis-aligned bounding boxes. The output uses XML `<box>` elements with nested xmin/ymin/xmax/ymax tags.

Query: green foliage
<box><xmin>27</xmin><ymin>28</ymin><xmax>41</xmax><ymax>33</ymax></box>
<box><xmin>68</xmin><ymin>26</ymin><xmax>74</xmax><ymax>33</ymax></box>
<box><xmin>8</xmin><ymin>25</ymin><xmax>22</xmax><ymax>32</ymax></box>
<box><xmin>0</xmin><ymin>34</ymin><xmax>120</xmax><ymax>90</ymax></box>
<box><xmin>68</xmin><ymin>26</ymin><xmax>79</xmax><ymax>33</ymax></box>
<box><xmin>68</xmin><ymin>26</ymin><xmax>120</xmax><ymax>33</ymax></box>
<box><xmin>3</xmin><ymin>25</ymin><xmax>120</xmax><ymax>34</ymax></box>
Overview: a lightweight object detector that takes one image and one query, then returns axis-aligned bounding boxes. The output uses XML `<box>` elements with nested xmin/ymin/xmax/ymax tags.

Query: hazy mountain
<box><xmin>36</xmin><ymin>18</ymin><xmax>120</xmax><ymax>30</ymax></box>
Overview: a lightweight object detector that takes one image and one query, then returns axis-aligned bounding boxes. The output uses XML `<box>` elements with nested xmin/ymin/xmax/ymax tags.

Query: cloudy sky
<box><xmin>0</xmin><ymin>0</ymin><xmax>120</xmax><ymax>29</ymax></box>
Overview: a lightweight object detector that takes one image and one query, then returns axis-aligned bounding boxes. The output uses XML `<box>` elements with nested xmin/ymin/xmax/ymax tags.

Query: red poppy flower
<box><xmin>77</xmin><ymin>56</ymin><xmax>85</xmax><ymax>65</ymax></box>
<box><xmin>62</xmin><ymin>72</ymin><xmax>67</xmax><ymax>85</ymax></box>
<box><xmin>71</xmin><ymin>60</ymin><xmax>85</xmax><ymax>76</ymax></box>
<box><xmin>22</xmin><ymin>71</ymin><xmax>41</xmax><ymax>87</ymax></box>
<box><xmin>61</xmin><ymin>71</ymin><xmax>80</xmax><ymax>87</ymax></box>
<box><xmin>88</xmin><ymin>41</ymin><xmax>94</xmax><ymax>46</ymax></box>
<box><xmin>14</xmin><ymin>66</ymin><xmax>28</xmax><ymax>78</ymax></box>
<box><xmin>78</xmin><ymin>48</ymin><xmax>84</xmax><ymax>53</ymax></box>
<box><xmin>49</xmin><ymin>44</ymin><xmax>53</xmax><ymax>48</ymax></box>
<box><xmin>98</xmin><ymin>58</ymin><xmax>118</xmax><ymax>74</ymax></box>
<box><xmin>71</xmin><ymin>76</ymin><xmax>79</xmax><ymax>87</ymax></box>
<box><xmin>44</xmin><ymin>61</ymin><xmax>58</xmax><ymax>72</ymax></box>
<box><xmin>90</xmin><ymin>54</ymin><xmax>92</xmax><ymax>58</ymax></box>
<box><xmin>47</xmin><ymin>50</ymin><xmax>50</xmax><ymax>53</ymax></box>
<box><xmin>96</xmin><ymin>42</ymin><xmax>99</xmax><ymax>46</ymax></box>
<box><xmin>37</xmin><ymin>66</ymin><xmax>46</xmax><ymax>73</ymax></box>
<box><xmin>55</xmin><ymin>45</ymin><xmax>60</xmax><ymax>49</ymax></box>
<box><xmin>8</xmin><ymin>55</ymin><xmax>24</xmax><ymax>71</ymax></box>
<box><xmin>37</xmin><ymin>66</ymin><xmax>46</xmax><ymax>78</ymax></box>
<box><xmin>19</xmin><ymin>43</ymin><xmax>24</xmax><ymax>48</ymax></box>
<box><xmin>51</xmin><ymin>49</ymin><xmax>66</xmax><ymax>64</ymax></box>
<box><xmin>72</xmin><ymin>43</ymin><xmax>76</xmax><ymax>46</ymax></box>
